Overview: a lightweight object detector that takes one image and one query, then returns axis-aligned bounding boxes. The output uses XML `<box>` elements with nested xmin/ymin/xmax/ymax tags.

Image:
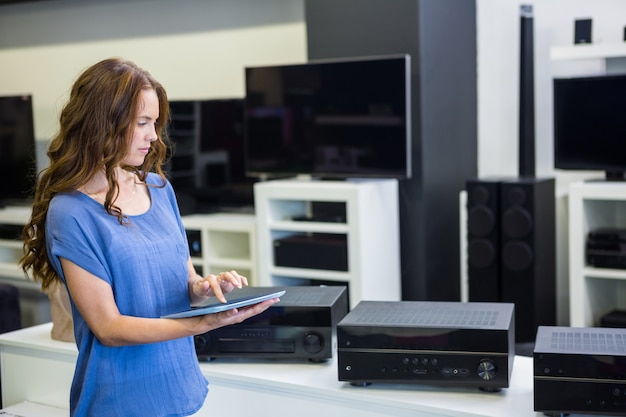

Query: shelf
<box><xmin>267</xmin><ymin>221</ymin><xmax>349</xmax><ymax>234</ymax></box>
<box><xmin>269</xmin><ymin>266</ymin><xmax>351</xmax><ymax>281</ymax></box>
<box><xmin>0</xmin><ymin>206</ymin><xmax>31</xmax><ymax>283</ymax></box>
<box><xmin>181</xmin><ymin>213</ymin><xmax>257</xmax><ymax>284</ymax></box>
<box><xmin>551</xmin><ymin>42</ymin><xmax>626</xmax><ymax>61</ymax></box>
<box><xmin>584</xmin><ymin>266</ymin><xmax>626</xmax><ymax>280</ymax></box>
<box><xmin>0</xmin><ymin>206</ymin><xmax>31</xmax><ymax>225</ymax></box>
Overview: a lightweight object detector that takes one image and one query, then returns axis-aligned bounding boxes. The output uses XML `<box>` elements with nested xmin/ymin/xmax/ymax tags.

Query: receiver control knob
<box><xmin>194</xmin><ymin>334</ymin><xmax>210</xmax><ymax>354</ymax></box>
<box><xmin>477</xmin><ymin>359</ymin><xmax>497</xmax><ymax>380</ymax></box>
<box><xmin>303</xmin><ymin>332</ymin><xmax>324</xmax><ymax>353</ymax></box>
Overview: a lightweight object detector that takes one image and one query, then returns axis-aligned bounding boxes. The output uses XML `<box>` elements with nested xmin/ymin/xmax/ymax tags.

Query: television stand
<box><xmin>254</xmin><ymin>178</ymin><xmax>401</xmax><ymax>309</ymax></box>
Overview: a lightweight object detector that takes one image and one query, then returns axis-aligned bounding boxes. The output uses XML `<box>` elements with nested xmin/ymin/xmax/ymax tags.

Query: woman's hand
<box><xmin>189</xmin><ymin>267</ymin><xmax>248</xmax><ymax>304</ymax></box>
<box><xmin>196</xmin><ymin>297</ymin><xmax>279</xmax><ymax>330</ymax></box>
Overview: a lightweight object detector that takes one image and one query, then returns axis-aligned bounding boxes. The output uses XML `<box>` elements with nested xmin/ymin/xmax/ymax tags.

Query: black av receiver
<box><xmin>194</xmin><ymin>286</ymin><xmax>348</xmax><ymax>362</ymax></box>
<box><xmin>534</xmin><ymin>326</ymin><xmax>626</xmax><ymax>416</ymax></box>
<box><xmin>337</xmin><ymin>300</ymin><xmax>515</xmax><ymax>391</ymax></box>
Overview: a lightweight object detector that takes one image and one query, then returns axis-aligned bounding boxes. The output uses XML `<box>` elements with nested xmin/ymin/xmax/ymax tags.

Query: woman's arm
<box><xmin>61</xmin><ymin>257</ymin><xmax>274</xmax><ymax>347</ymax></box>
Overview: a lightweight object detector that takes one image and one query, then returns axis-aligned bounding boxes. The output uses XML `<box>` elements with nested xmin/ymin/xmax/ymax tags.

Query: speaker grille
<box><xmin>350</xmin><ymin>303</ymin><xmax>503</xmax><ymax>328</ymax></box>
<box><xmin>281</xmin><ymin>287</ymin><xmax>336</xmax><ymax>305</ymax></box>
<box><xmin>354</xmin><ymin>307</ymin><xmax>498</xmax><ymax>327</ymax></box>
<box><xmin>537</xmin><ymin>328</ymin><xmax>626</xmax><ymax>354</ymax></box>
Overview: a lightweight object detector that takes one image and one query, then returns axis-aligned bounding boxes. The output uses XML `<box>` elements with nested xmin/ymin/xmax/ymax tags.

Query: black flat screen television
<box><xmin>0</xmin><ymin>95</ymin><xmax>36</xmax><ymax>207</ymax></box>
<box><xmin>244</xmin><ymin>55</ymin><xmax>411</xmax><ymax>179</ymax></box>
<box><xmin>553</xmin><ymin>74</ymin><xmax>626</xmax><ymax>180</ymax></box>
<box><xmin>167</xmin><ymin>98</ymin><xmax>256</xmax><ymax>215</ymax></box>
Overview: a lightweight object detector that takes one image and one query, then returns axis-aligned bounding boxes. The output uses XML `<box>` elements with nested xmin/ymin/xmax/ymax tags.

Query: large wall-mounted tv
<box><xmin>554</xmin><ymin>74</ymin><xmax>626</xmax><ymax>180</ymax></box>
<box><xmin>244</xmin><ymin>54</ymin><xmax>411</xmax><ymax>179</ymax></box>
<box><xmin>0</xmin><ymin>95</ymin><xmax>36</xmax><ymax>207</ymax></box>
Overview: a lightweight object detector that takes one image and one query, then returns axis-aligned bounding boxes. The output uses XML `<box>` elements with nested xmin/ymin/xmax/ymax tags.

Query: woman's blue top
<box><xmin>46</xmin><ymin>173</ymin><xmax>208</xmax><ymax>417</ymax></box>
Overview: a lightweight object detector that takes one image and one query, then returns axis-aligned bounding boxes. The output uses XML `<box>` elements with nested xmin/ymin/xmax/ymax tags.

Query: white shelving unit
<box><xmin>254</xmin><ymin>178</ymin><xmax>401</xmax><ymax>309</ymax></box>
<box><xmin>0</xmin><ymin>206</ymin><xmax>51</xmax><ymax>327</ymax></box>
<box><xmin>0</xmin><ymin>206</ymin><xmax>34</xmax><ymax>287</ymax></box>
<box><xmin>568</xmin><ymin>181</ymin><xmax>626</xmax><ymax>327</ymax></box>
<box><xmin>181</xmin><ymin>213</ymin><xmax>257</xmax><ymax>284</ymax></box>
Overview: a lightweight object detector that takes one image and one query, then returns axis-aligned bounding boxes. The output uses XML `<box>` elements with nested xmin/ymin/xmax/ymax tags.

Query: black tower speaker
<box><xmin>500</xmin><ymin>177</ymin><xmax>555</xmax><ymax>343</ymax></box>
<box><xmin>466</xmin><ymin>177</ymin><xmax>556</xmax><ymax>343</ymax></box>
<box><xmin>519</xmin><ymin>4</ymin><xmax>535</xmax><ymax>178</ymax></box>
<box><xmin>466</xmin><ymin>178</ymin><xmax>503</xmax><ymax>302</ymax></box>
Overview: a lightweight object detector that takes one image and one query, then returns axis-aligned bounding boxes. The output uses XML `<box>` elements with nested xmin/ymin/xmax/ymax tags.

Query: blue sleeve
<box><xmin>46</xmin><ymin>194</ymin><xmax>111</xmax><ymax>285</ymax></box>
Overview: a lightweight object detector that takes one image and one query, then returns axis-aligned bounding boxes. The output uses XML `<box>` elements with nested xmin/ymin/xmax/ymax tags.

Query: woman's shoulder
<box><xmin>47</xmin><ymin>192</ymin><xmax>102</xmax><ymax>231</ymax></box>
<box><xmin>49</xmin><ymin>191</ymin><xmax>90</xmax><ymax>214</ymax></box>
<box><xmin>145</xmin><ymin>171</ymin><xmax>165</xmax><ymax>182</ymax></box>
<box><xmin>145</xmin><ymin>172</ymin><xmax>170</xmax><ymax>188</ymax></box>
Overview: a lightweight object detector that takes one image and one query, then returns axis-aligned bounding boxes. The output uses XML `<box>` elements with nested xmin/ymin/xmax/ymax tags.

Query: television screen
<box><xmin>244</xmin><ymin>55</ymin><xmax>411</xmax><ymax>179</ymax></box>
<box><xmin>553</xmin><ymin>74</ymin><xmax>626</xmax><ymax>179</ymax></box>
<box><xmin>0</xmin><ymin>95</ymin><xmax>36</xmax><ymax>206</ymax></box>
<box><xmin>167</xmin><ymin>98</ymin><xmax>256</xmax><ymax>214</ymax></box>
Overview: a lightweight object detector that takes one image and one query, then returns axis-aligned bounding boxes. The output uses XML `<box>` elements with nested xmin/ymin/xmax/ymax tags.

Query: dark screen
<box><xmin>168</xmin><ymin>98</ymin><xmax>256</xmax><ymax>214</ymax></box>
<box><xmin>244</xmin><ymin>55</ymin><xmax>411</xmax><ymax>179</ymax></box>
<box><xmin>554</xmin><ymin>74</ymin><xmax>626</xmax><ymax>176</ymax></box>
<box><xmin>0</xmin><ymin>95</ymin><xmax>36</xmax><ymax>206</ymax></box>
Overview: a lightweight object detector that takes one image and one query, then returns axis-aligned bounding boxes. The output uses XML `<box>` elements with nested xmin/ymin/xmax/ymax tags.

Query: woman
<box><xmin>20</xmin><ymin>57</ymin><xmax>278</xmax><ymax>416</ymax></box>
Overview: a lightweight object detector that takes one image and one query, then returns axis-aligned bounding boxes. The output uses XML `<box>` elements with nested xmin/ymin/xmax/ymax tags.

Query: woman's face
<box><xmin>125</xmin><ymin>88</ymin><xmax>159</xmax><ymax>167</ymax></box>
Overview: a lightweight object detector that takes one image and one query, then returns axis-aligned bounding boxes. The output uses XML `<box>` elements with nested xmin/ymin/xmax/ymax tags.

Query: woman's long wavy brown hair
<box><xmin>20</xmin><ymin>57</ymin><xmax>172</xmax><ymax>291</ymax></box>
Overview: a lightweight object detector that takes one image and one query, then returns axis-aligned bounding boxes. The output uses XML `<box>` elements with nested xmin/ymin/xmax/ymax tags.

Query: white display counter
<box><xmin>0</xmin><ymin>323</ymin><xmax>597</xmax><ymax>417</ymax></box>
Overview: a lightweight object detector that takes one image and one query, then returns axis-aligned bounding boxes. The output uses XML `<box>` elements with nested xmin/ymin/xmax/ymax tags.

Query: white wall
<box><xmin>0</xmin><ymin>0</ymin><xmax>307</xmax><ymax>146</ymax></box>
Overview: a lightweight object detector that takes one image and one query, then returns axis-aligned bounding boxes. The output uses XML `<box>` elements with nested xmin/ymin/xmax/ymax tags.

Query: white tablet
<box><xmin>161</xmin><ymin>287</ymin><xmax>285</xmax><ymax>319</ymax></box>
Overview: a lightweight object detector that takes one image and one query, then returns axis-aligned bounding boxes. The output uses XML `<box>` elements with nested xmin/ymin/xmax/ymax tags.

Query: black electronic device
<box><xmin>601</xmin><ymin>310</ymin><xmax>626</xmax><ymax>328</ymax></box>
<box><xmin>337</xmin><ymin>301</ymin><xmax>515</xmax><ymax>391</ymax></box>
<box><xmin>466</xmin><ymin>177</ymin><xmax>556</xmax><ymax>343</ymax></box>
<box><xmin>574</xmin><ymin>18</ymin><xmax>593</xmax><ymax>44</ymax></box>
<box><xmin>534</xmin><ymin>325</ymin><xmax>626</xmax><ymax>416</ymax></box>
<box><xmin>553</xmin><ymin>74</ymin><xmax>626</xmax><ymax>180</ymax></box>
<box><xmin>586</xmin><ymin>228</ymin><xmax>626</xmax><ymax>270</ymax></box>
<box><xmin>273</xmin><ymin>233</ymin><xmax>348</xmax><ymax>271</ymax></box>
<box><xmin>193</xmin><ymin>285</ymin><xmax>348</xmax><ymax>362</ymax></box>
<box><xmin>466</xmin><ymin>6</ymin><xmax>555</xmax><ymax>344</ymax></box>
<box><xmin>185</xmin><ymin>229</ymin><xmax>202</xmax><ymax>258</ymax></box>
<box><xmin>466</xmin><ymin>177</ymin><xmax>507</xmax><ymax>302</ymax></box>
<box><xmin>0</xmin><ymin>95</ymin><xmax>36</xmax><ymax>208</ymax></box>
<box><xmin>499</xmin><ymin>177</ymin><xmax>556</xmax><ymax>343</ymax></box>
<box><xmin>244</xmin><ymin>54</ymin><xmax>411</xmax><ymax>180</ymax></box>
<box><xmin>0</xmin><ymin>224</ymin><xmax>23</xmax><ymax>241</ymax></box>
<box><xmin>519</xmin><ymin>4</ymin><xmax>535</xmax><ymax>178</ymax></box>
